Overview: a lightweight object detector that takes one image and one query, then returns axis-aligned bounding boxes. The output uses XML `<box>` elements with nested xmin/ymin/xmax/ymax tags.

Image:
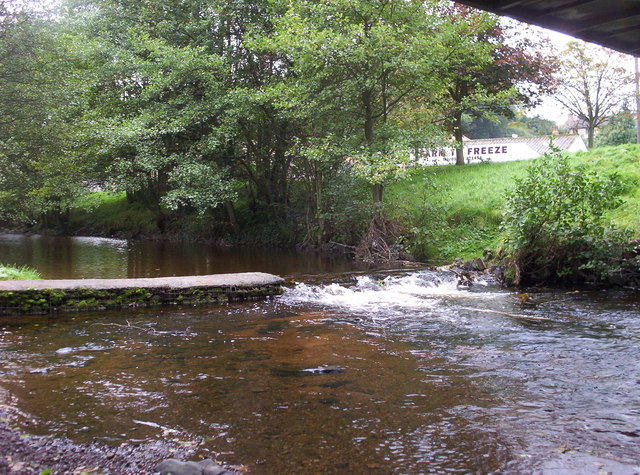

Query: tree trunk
<box><xmin>372</xmin><ymin>183</ymin><xmax>384</xmax><ymax>204</ymax></box>
<box><xmin>224</xmin><ymin>200</ymin><xmax>238</xmax><ymax>232</ymax></box>
<box><xmin>363</xmin><ymin>89</ymin><xmax>382</xmax><ymax>207</ymax></box>
<box><xmin>454</xmin><ymin>112</ymin><xmax>465</xmax><ymax>165</ymax></box>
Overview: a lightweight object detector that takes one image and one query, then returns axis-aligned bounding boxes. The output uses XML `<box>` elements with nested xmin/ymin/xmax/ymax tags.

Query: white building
<box><xmin>420</xmin><ymin>135</ymin><xmax>588</xmax><ymax>165</ymax></box>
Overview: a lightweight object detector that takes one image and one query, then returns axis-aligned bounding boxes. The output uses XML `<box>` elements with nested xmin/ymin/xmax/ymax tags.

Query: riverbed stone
<box><xmin>462</xmin><ymin>258</ymin><xmax>486</xmax><ymax>272</ymax></box>
<box><xmin>199</xmin><ymin>458</ymin><xmax>230</xmax><ymax>475</ymax></box>
<box><xmin>302</xmin><ymin>365</ymin><xmax>345</xmax><ymax>374</ymax></box>
<box><xmin>155</xmin><ymin>458</ymin><xmax>203</xmax><ymax>475</ymax></box>
<box><xmin>155</xmin><ymin>458</ymin><xmax>231</xmax><ymax>475</ymax></box>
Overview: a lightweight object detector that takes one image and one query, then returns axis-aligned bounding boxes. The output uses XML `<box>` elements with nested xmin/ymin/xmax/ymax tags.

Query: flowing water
<box><xmin>1</xmin><ymin>235</ymin><xmax>639</xmax><ymax>473</ymax></box>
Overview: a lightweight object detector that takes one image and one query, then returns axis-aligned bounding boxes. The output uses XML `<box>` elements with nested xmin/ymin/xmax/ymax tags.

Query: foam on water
<box><xmin>280</xmin><ymin>271</ymin><xmax>502</xmax><ymax>319</ymax></box>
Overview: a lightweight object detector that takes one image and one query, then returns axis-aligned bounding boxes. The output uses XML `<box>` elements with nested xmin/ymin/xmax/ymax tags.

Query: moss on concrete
<box><xmin>0</xmin><ymin>285</ymin><xmax>283</xmax><ymax>316</ymax></box>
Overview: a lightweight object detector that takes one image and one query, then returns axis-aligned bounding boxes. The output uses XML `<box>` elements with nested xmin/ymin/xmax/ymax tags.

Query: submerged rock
<box><xmin>302</xmin><ymin>365</ymin><xmax>345</xmax><ymax>374</ymax></box>
<box><xmin>155</xmin><ymin>458</ymin><xmax>231</xmax><ymax>475</ymax></box>
<box><xmin>461</xmin><ymin>258</ymin><xmax>486</xmax><ymax>272</ymax></box>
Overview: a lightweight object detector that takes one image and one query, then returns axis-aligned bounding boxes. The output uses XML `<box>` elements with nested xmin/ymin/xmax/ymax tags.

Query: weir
<box><xmin>0</xmin><ymin>272</ymin><xmax>284</xmax><ymax>316</ymax></box>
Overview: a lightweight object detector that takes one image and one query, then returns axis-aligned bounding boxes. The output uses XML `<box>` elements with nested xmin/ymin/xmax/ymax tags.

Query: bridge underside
<box><xmin>454</xmin><ymin>0</ymin><xmax>640</xmax><ymax>56</ymax></box>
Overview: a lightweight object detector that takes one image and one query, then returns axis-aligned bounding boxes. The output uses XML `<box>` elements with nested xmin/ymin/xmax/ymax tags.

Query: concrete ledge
<box><xmin>0</xmin><ymin>273</ymin><xmax>284</xmax><ymax>316</ymax></box>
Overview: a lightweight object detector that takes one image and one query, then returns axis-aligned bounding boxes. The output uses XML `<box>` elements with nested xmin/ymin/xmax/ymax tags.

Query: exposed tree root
<box><xmin>355</xmin><ymin>214</ymin><xmax>403</xmax><ymax>263</ymax></box>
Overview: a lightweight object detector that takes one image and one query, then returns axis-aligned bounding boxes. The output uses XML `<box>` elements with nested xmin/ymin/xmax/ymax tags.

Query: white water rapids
<box><xmin>280</xmin><ymin>271</ymin><xmax>507</xmax><ymax>322</ymax></box>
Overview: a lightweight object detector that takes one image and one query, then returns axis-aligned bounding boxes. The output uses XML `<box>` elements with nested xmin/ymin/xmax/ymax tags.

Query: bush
<box><xmin>500</xmin><ymin>145</ymin><xmax>627</xmax><ymax>286</ymax></box>
<box><xmin>390</xmin><ymin>175</ymin><xmax>448</xmax><ymax>261</ymax></box>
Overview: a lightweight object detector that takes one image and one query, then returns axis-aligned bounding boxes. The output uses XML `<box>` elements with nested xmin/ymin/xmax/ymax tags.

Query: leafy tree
<box><xmin>555</xmin><ymin>41</ymin><xmax>632</xmax><ymax>148</ymax></box>
<box><xmin>267</xmin><ymin>0</ymin><xmax>456</xmax><ymax>204</ymax></box>
<box><xmin>0</xmin><ymin>1</ymin><xmax>91</xmax><ymax>225</ymax></box>
<box><xmin>66</xmin><ymin>0</ymin><xmax>290</xmax><ymax>231</ymax></box>
<box><xmin>437</xmin><ymin>6</ymin><xmax>558</xmax><ymax>164</ymax></box>
<box><xmin>595</xmin><ymin>106</ymin><xmax>637</xmax><ymax>147</ymax></box>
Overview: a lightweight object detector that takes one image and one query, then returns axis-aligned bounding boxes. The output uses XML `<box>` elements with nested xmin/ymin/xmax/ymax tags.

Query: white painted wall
<box><xmin>418</xmin><ymin>136</ymin><xmax>587</xmax><ymax>165</ymax></box>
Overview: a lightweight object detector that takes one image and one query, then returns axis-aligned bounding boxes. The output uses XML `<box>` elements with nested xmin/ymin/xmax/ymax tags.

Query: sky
<box><xmin>517</xmin><ymin>23</ymin><xmax>637</xmax><ymax>125</ymax></box>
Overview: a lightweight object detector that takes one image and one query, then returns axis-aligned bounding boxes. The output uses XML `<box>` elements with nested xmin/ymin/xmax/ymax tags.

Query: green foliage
<box><xmin>264</xmin><ymin>0</ymin><xmax>452</xmax><ymax>194</ymax></box>
<box><xmin>0</xmin><ymin>264</ymin><xmax>41</xmax><ymax>280</ymax></box>
<box><xmin>68</xmin><ymin>192</ymin><xmax>158</xmax><ymax>237</ymax></box>
<box><xmin>571</xmin><ymin>144</ymin><xmax>640</xmax><ymax>234</ymax></box>
<box><xmin>388</xmin><ymin>160</ymin><xmax>530</xmax><ymax>261</ymax></box>
<box><xmin>390</xmin><ymin>173</ymin><xmax>448</xmax><ymax>260</ymax></box>
<box><xmin>319</xmin><ymin>172</ymin><xmax>372</xmax><ymax>245</ymax></box>
<box><xmin>596</xmin><ymin>110</ymin><xmax>637</xmax><ymax>147</ymax></box>
<box><xmin>464</xmin><ymin>110</ymin><xmax>555</xmax><ymax>139</ymax></box>
<box><xmin>162</xmin><ymin>160</ymin><xmax>237</xmax><ymax>213</ymax></box>
<box><xmin>0</xmin><ymin>3</ymin><xmax>93</xmax><ymax>223</ymax></box>
<box><xmin>501</xmin><ymin>144</ymin><xmax>627</xmax><ymax>285</ymax></box>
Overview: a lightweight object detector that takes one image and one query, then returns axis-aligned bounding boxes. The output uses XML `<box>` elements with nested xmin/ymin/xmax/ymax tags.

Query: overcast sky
<box><xmin>517</xmin><ymin>22</ymin><xmax>637</xmax><ymax>124</ymax></box>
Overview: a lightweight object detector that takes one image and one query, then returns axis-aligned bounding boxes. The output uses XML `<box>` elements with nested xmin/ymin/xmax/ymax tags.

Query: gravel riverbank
<box><xmin>0</xmin><ymin>387</ymin><xmax>226</xmax><ymax>474</ymax></box>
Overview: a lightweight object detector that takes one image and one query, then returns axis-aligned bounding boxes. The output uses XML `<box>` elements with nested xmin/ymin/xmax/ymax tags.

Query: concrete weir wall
<box><xmin>0</xmin><ymin>273</ymin><xmax>284</xmax><ymax>316</ymax></box>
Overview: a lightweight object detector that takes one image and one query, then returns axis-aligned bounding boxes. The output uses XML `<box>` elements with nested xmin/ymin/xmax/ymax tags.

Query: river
<box><xmin>1</xmin><ymin>234</ymin><xmax>639</xmax><ymax>473</ymax></box>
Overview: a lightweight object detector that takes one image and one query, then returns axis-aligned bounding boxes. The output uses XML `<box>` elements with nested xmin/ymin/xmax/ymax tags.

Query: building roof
<box><xmin>454</xmin><ymin>0</ymin><xmax>640</xmax><ymax>56</ymax></box>
<box><xmin>464</xmin><ymin>134</ymin><xmax>583</xmax><ymax>155</ymax></box>
<box><xmin>562</xmin><ymin>114</ymin><xmax>590</xmax><ymax>130</ymax></box>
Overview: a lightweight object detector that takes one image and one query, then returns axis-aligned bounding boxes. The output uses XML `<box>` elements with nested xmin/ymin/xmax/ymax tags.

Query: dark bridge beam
<box><xmin>454</xmin><ymin>0</ymin><xmax>640</xmax><ymax>56</ymax></box>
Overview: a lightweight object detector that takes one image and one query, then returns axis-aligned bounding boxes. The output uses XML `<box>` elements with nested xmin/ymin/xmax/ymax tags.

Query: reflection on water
<box><xmin>0</xmin><ymin>233</ymin><xmax>372</xmax><ymax>279</ymax></box>
<box><xmin>0</xmin><ymin>234</ymin><xmax>128</xmax><ymax>279</ymax></box>
<box><xmin>1</xmin><ymin>271</ymin><xmax>639</xmax><ymax>473</ymax></box>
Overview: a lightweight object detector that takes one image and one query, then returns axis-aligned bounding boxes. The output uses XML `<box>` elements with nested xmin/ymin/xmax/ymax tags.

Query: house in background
<box><xmin>562</xmin><ymin>114</ymin><xmax>591</xmax><ymax>143</ymax></box>
<box><xmin>420</xmin><ymin>134</ymin><xmax>588</xmax><ymax>165</ymax></box>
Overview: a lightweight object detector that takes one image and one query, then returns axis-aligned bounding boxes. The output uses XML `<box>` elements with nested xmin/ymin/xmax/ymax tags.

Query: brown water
<box><xmin>1</xmin><ymin>235</ymin><xmax>640</xmax><ymax>473</ymax></box>
<box><xmin>0</xmin><ymin>233</ymin><xmax>372</xmax><ymax>280</ymax></box>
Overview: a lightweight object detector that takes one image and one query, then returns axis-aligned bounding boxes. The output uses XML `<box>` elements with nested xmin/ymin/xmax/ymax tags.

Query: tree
<box><xmin>0</xmin><ymin>1</ymin><xmax>91</xmax><ymax>225</ymax></box>
<box><xmin>265</xmin><ymin>0</ymin><xmax>469</xmax><ymax>258</ymax></box>
<box><xmin>269</xmin><ymin>0</ymin><xmax>453</xmax><ymax>203</ymax></box>
<box><xmin>595</xmin><ymin>105</ymin><xmax>637</xmax><ymax>147</ymax></box>
<box><xmin>437</xmin><ymin>6</ymin><xmax>558</xmax><ymax>164</ymax></box>
<box><xmin>66</xmin><ymin>0</ymin><xmax>295</xmax><ymax>230</ymax></box>
<box><xmin>555</xmin><ymin>41</ymin><xmax>632</xmax><ymax>148</ymax></box>
<box><xmin>463</xmin><ymin>109</ymin><xmax>555</xmax><ymax>139</ymax></box>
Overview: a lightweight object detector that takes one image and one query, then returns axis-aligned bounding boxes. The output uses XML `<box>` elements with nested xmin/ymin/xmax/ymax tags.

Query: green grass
<box><xmin>388</xmin><ymin>144</ymin><xmax>640</xmax><ymax>262</ymax></box>
<box><xmin>571</xmin><ymin>144</ymin><xmax>640</xmax><ymax>234</ymax></box>
<box><xmin>61</xmin><ymin>145</ymin><xmax>640</xmax><ymax>262</ymax></box>
<box><xmin>67</xmin><ymin>192</ymin><xmax>158</xmax><ymax>237</ymax></box>
<box><xmin>0</xmin><ymin>264</ymin><xmax>41</xmax><ymax>280</ymax></box>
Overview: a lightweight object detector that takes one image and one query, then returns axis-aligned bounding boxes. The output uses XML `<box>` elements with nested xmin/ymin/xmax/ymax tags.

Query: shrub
<box><xmin>500</xmin><ymin>145</ymin><xmax>627</xmax><ymax>286</ymax></box>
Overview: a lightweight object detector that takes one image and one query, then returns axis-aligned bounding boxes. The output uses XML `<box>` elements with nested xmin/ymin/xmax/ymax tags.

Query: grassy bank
<box><xmin>389</xmin><ymin>144</ymin><xmax>640</xmax><ymax>263</ymax></box>
<box><xmin>0</xmin><ymin>265</ymin><xmax>41</xmax><ymax>280</ymax></box>
<box><xmin>388</xmin><ymin>160</ymin><xmax>532</xmax><ymax>262</ymax></box>
<box><xmin>58</xmin><ymin>144</ymin><xmax>640</xmax><ymax>263</ymax></box>
<box><xmin>67</xmin><ymin>192</ymin><xmax>158</xmax><ymax>238</ymax></box>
